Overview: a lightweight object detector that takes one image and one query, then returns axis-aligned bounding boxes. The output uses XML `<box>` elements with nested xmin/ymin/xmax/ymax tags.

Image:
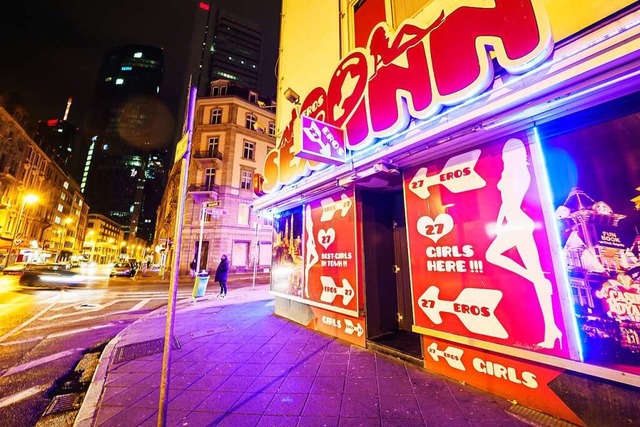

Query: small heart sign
<box><xmin>318</xmin><ymin>228</ymin><xmax>336</xmax><ymax>249</ymax></box>
<box><xmin>417</xmin><ymin>213</ymin><xmax>454</xmax><ymax>243</ymax></box>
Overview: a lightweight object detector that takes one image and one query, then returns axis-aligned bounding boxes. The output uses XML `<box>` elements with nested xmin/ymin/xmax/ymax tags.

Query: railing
<box><xmin>188</xmin><ymin>184</ymin><xmax>219</xmax><ymax>192</ymax></box>
<box><xmin>192</xmin><ymin>150</ymin><xmax>223</xmax><ymax>161</ymax></box>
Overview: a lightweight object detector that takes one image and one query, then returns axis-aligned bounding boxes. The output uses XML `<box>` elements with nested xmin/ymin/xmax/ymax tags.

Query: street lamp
<box><xmin>5</xmin><ymin>193</ymin><xmax>39</xmax><ymax>268</ymax></box>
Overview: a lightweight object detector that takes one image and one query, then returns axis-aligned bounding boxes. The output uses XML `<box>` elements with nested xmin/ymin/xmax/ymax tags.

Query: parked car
<box><xmin>110</xmin><ymin>262</ymin><xmax>136</xmax><ymax>277</ymax></box>
<box><xmin>2</xmin><ymin>262</ymin><xmax>32</xmax><ymax>275</ymax></box>
<box><xmin>19</xmin><ymin>264</ymin><xmax>85</xmax><ymax>289</ymax></box>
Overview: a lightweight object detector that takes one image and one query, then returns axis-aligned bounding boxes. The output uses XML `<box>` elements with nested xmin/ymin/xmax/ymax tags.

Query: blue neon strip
<box><xmin>533</xmin><ymin>127</ymin><xmax>584</xmax><ymax>362</ymax></box>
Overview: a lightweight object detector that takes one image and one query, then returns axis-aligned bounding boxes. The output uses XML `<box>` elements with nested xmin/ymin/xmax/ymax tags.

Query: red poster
<box><xmin>303</xmin><ymin>187</ymin><xmax>359</xmax><ymax>316</ymax></box>
<box><xmin>405</xmin><ymin>133</ymin><xmax>571</xmax><ymax>358</ymax></box>
<box><xmin>311</xmin><ymin>307</ymin><xmax>366</xmax><ymax>348</ymax></box>
<box><xmin>423</xmin><ymin>337</ymin><xmax>581</xmax><ymax>425</ymax></box>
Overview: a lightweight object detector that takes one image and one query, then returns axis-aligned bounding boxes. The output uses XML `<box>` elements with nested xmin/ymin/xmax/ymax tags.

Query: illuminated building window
<box><xmin>241</xmin><ymin>170</ymin><xmax>253</xmax><ymax>190</ymax></box>
<box><xmin>242</xmin><ymin>141</ymin><xmax>255</xmax><ymax>160</ymax></box>
<box><xmin>238</xmin><ymin>204</ymin><xmax>249</xmax><ymax>225</ymax></box>
<box><xmin>268</xmin><ymin>121</ymin><xmax>276</xmax><ymax>136</ymax></box>
<box><xmin>134</xmin><ymin>52</ymin><xmax>143</xmax><ymax>58</ymax></box>
<box><xmin>121</xmin><ymin>66</ymin><xmax>132</xmax><ymax>71</ymax></box>
<box><xmin>245</xmin><ymin>114</ymin><xmax>257</xmax><ymax>130</ymax></box>
<box><xmin>63</xmin><ymin>181</ymin><xmax>69</xmax><ymax>189</ymax></box>
<box><xmin>210</xmin><ymin>108</ymin><xmax>222</xmax><ymax>125</ymax></box>
<box><xmin>115</xmin><ymin>78</ymin><xmax>124</xmax><ymax>85</ymax></box>
<box><xmin>58</xmin><ymin>204</ymin><xmax>64</xmax><ymax>212</ymax></box>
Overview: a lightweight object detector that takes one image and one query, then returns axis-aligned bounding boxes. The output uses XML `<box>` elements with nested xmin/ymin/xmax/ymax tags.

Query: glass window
<box><xmin>204</xmin><ymin>168</ymin><xmax>216</xmax><ymax>190</ymax></box>
<box><xmin>207</xmin><ymin>137</ymin><xmax>219</xmax><ymax>156</ymax></box>
<box><xmin>249</xmin><ymin>91</ymin><xmax>258</xmax><ymax>104</ymax></box>
<box><xmin>241</xmin><ymin>170</ymin><xmax>253</xmax><ymax>190</ymax></box>
<box><xmin>245</xmin><ymin>114</ymin><xmax>257</xmax><ymax>130</ymax></box>
<box><xmin>268</xmin><ymin>121</ymin><xmax>276</xmax><ymax>136</ymax></box>
<box><xmin>210</xmin><ymin>108</ymin><xmax>222</xmax><ymax>125</ymax></box>
<box><xmin>242</xmin><ymin>141</ymin><xmax>255</xmax><ymax>160</ymax></box>
<box><xmin>238</xmin><ymin>204</ymin><xmax>250</xmax><ymax>225</ymax></box>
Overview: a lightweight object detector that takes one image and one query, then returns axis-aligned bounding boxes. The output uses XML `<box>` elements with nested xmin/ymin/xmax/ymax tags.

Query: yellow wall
<box><xmin>276</xmin><ymin>0</ymin><xmax>635</xmax><ymax>138</ymax></box>
<box><xmin>276</xmin><ymin>0</ymin><xmax>342</xmax><ymax>131</ymax></box>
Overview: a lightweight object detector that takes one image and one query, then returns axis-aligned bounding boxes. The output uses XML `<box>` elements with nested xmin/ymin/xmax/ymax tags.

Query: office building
<box><xmin>84</xmin><ymin>45</ymin><xmax>164</xmax><ymax>241</ymax></box>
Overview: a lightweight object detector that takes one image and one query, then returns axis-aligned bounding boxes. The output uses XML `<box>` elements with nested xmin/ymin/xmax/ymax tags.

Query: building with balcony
<box><xmin>155</xmin><ymin>79</ymin><xmax>275</xmax><ymax>274</ymax></box>
<box><xmin>0</xmin><ymin>107</ymin><xmax>90</xmax><ymax>265</ymax></box>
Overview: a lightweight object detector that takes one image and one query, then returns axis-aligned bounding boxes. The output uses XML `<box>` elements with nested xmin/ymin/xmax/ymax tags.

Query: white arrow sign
<box><xmin>418</xmin><ymin>286</ymin><xmax>508</xmax><ymax>339</ymax></box>
<box><xmin>344</xmin><ymin>319</ymin><xmax>364</xmax><ymax>337</ymax></box>
<box><xmin>320</xmin><ymin>276</ymin><xmax>355</xmax><ymax>306</ymax></box>
<box><xmin>427</xmin><ymin>342</ymin><xmax>466</xmax><ymax>371</ymax></box>
<box><xmin>320</xmin><ymin>194</ymin><xmax>352</xmax><ymax>222</ymax></box>
<box><xmin>408</xmin><ymin>150</ymin><xmax>486</xmax><ymax>200</ymax></box>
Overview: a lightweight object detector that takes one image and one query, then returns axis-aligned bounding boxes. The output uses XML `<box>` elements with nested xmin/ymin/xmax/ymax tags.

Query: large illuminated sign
<box><xmin>259</xmin><ymin>0</ymin><xmax>553</xmax><ymax>194</ymax></box>
<box><xmin>405</xmin><ymin>133</ymin><xmax>573</xmax><ymax>359</ymax></box>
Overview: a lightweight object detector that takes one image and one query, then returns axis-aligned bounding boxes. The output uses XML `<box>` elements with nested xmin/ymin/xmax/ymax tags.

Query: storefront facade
<box><xmin>255</xmin><ymin>1</ymin><xmax>640</xmax><ymax>424</ymax></box>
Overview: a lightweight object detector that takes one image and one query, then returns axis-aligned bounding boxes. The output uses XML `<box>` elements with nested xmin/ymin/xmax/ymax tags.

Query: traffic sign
<box><xmin>205</xmin><ymin>208</ymin><xmax>228</xmax><ymax>217</ymax></box>
<box><xmin>204</xmin><ymin>201</ymin><xmax>221</xmax><ymax>208</ymax></box>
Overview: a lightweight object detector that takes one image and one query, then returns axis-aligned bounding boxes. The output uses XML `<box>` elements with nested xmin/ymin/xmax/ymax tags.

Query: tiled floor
<box><xmin>93</xmin><ymin>294</ymin><xmax>529</xmax><ymax>427</ymax></box>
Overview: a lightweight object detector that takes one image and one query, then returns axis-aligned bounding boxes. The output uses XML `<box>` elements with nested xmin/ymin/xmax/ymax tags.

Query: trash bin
<box><xmin>192</xmin><ymin>271</ymin><xmax>210</xmax><ymax>298</ymax></box>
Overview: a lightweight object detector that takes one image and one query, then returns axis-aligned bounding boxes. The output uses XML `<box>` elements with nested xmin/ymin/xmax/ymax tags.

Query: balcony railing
<box><xmin>188</xmin><ymin>184</ymin><xmax>219</xmax><ymax>193</ymax></box>
<box><xmin>192</xmin><ymin>150</ymin><xmax>223</xmax><ymax>161</ymax></box>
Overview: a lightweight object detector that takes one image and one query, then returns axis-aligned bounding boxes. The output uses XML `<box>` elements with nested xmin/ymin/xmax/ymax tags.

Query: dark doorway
<box><xmin>194</xmin><ymin>241</ymin><xmax>210</xmax><ymax>272</ymax></box>
<box><xmin>360</xmin><ymin>189</ymin><xmax>422</xmax><ymax>363</ymax></box>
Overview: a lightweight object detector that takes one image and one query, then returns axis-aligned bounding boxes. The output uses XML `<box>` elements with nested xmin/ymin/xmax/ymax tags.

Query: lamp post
<box><xmin>5</xmin><ymin>193</ymin><xmax>39</xmax><ymax>268</ymax></box>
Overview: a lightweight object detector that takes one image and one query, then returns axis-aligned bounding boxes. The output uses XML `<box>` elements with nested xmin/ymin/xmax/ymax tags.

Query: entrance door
<box><xmin>360</xmin><ymin>189</ymin><xmax>422</xmax><ymax>361</ymax></box>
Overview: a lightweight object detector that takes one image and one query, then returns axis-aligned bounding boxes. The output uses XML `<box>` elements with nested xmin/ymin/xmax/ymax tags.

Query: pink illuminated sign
<box><xmin>404</xmin><ymin>133</ymin><xmax>572</xmax><ymax>359</ymax></box>
<box><xmin>298</xmin><ymin>115</ymin><xmax>346</xmax><ymax>165</ymax></box>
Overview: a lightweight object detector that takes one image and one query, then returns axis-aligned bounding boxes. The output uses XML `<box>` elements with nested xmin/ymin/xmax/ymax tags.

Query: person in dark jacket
<box><xmin>214</xmin><ymin>254</ymin><xmax>230</xmax><ymax>298</ymax></box>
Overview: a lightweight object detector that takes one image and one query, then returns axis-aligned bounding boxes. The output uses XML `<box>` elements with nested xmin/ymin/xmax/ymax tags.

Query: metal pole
<box><xmin>252</xmin><ymin>222</ymin><xmax>259</xmax><ymax>289</ymax></box>
<box><xmin>158</xmin><ymin>86</ymin><xmax>197</xmax><ymax>427</ymax></box>
<box><xmin>5</xmin><ymin>199</ymin><xmax>26</xmax><ymax>268</ymax></box>
<box><xmin>196</xmin><ymin>205</ymin><xmax>205</xmax><ymax>273</ymax></box>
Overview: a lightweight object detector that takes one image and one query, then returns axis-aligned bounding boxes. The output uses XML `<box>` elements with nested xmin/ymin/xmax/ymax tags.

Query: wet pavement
<box><xmin>75</xmin><ymin>281</ymin><xmax>531</xmax><ymax>427</ymax></box>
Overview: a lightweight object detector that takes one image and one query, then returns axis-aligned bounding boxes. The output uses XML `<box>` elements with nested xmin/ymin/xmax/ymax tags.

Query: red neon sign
<box><xmin>261</xmin><ymin>0</ymin><xmax>553</xmax><ymax>194</ymax></box>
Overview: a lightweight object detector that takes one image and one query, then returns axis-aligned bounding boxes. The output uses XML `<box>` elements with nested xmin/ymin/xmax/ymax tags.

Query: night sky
<box><xmin>1</xmin><ymin>0</ymin><xmax>281</xmax><ymax>141</ymax></box>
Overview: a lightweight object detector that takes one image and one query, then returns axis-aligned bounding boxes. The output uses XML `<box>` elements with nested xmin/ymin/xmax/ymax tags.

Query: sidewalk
<box><xmin>75</xmin><ymin>282</ymin><xmax>531</xmax><ymax>427</ymax></box>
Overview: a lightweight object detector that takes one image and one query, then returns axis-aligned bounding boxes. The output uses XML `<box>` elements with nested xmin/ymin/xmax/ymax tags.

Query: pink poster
<box><xmin>404</xmin><ymin>133</ymin><xmax>571</xmax><ymax>358</ymax></box>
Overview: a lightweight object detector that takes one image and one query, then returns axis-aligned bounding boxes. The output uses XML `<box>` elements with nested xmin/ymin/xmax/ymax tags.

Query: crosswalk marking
<box><xmin>129</xmin><ymin>298</ymin><xmax>151</xmax><ymax>311</ymax></box>
<box><xmin>0</xmin><ymin>385</ymin><xmax>49</xmax><ymax>409</ymax></box>
<box><xmin>1</xmin><ymin>348</ymin><xmax>82</xmax><ymax>378</ymax></box>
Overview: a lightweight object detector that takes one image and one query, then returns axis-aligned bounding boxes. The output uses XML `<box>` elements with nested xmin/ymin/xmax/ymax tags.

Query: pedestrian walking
<box><xmin>214</xmin><ymin>254</ymin><xmax>229</xmax><ymax>298</ymax></box>
<box><xmin>189</xmin><ymin>259</ymin><xmax>197</xmax><ymax>278</ymax></box>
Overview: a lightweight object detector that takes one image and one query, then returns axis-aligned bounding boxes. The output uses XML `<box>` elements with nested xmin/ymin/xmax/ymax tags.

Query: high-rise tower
<box><xmin>187</xmin><ymin>4</ymin><xmax>262</xmax><ymax>96</ymax></box>
<box><xmin>84</xmin><ymin>45</ymin><xmax>164</xmax><ymax>240</ymax></box>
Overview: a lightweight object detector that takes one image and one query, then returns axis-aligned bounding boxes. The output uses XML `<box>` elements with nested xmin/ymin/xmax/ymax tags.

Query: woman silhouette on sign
<box><xmin>485</xmin><ymin>138</ymin><xmax>562</xmax><ymax>349</ymax></box>
<box><xmin>369</xmin><ymin>12</ymin><xmax>445</xmax><ymax>74</ymax></box>
<box><xmin>304</xmin><ymin>205</ymin><xmax>319</xmax><ymax>298</ymax></box>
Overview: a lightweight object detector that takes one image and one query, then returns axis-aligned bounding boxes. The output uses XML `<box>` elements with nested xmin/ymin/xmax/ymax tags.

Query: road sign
<box><xmin>173</xmin><ymin>134</ymin><xmax>189</xmax><ymax>162</ymax></box>
<box><xmin>204</xmin><ymin>201</ymin><xmax>221</xmax><ymax>208</ymax></box>
<box><xmin>205</xmin><ymin>207</ymin><xmax>228</xmax><ymax>217</ymax></box>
